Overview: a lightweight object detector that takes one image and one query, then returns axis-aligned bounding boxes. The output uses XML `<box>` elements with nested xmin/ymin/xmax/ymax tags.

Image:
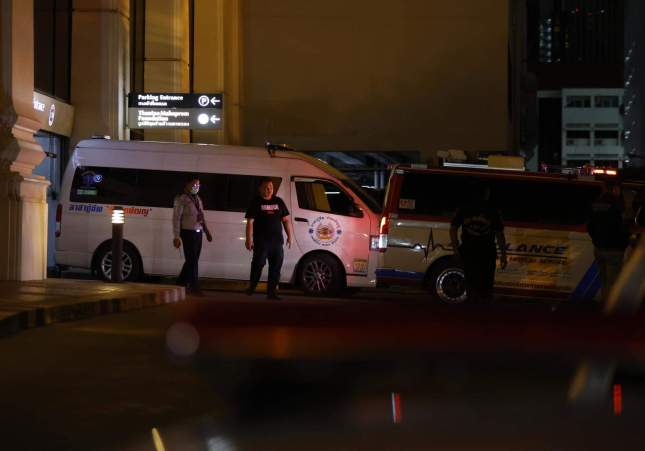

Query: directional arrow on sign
<box><xmin>210</xmin><ymin>115</ymin><xmax>221</xmax><ymax>124</ymax></box>
<box><xmin>211</xmin><ymin>97</ymin><xmax>221</xmax><ymax>106</ymax></box>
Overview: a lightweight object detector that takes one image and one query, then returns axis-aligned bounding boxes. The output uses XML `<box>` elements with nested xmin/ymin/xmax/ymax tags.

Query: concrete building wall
<box><xmin>240</xmin><ymin>0</ymin><xmax>510</xmax><ymax>161</ymax></box>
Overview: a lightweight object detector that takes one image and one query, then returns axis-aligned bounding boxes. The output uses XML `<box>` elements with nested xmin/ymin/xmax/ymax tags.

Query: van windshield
<box><xmin>289</xmin><ymin>151</ymin><xmax>382</xmax><ymax>213</ymax></box>
<box><xmin>340</xmin><ymin>177</ymin><xmax>382</xmax><ymax>213</ymax></box>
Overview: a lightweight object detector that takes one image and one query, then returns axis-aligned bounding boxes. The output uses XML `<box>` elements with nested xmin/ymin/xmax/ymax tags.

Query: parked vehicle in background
<box><xmin>376</xmin><ymin>165</ymin><xmax>608</xmax><ymax>304</ymax></box>
<box><xmin>56</xmin><ymin>139</ymin><xmax>381</xmax><ymax>296</ymax></box>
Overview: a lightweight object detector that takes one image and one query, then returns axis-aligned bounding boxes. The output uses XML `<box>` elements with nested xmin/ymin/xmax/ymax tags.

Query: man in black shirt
<box><xmin>450</xmin><ymin>183</ymin><xmax>507</xmax><ymax>304</ymax></box>
<box><xmin>245</xmin><ymin>178</ymin><xmax>293</xmax><ymax>300</ymax></box>
<box><xmin>587</xmin><ymin>180</ymin><xmax>630</xmax><ymax>304</ymax></box>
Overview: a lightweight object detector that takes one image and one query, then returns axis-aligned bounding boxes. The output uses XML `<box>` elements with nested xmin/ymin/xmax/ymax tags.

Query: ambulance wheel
<box><xmin>94</xmin><ymin>241</ymin><xmax>143</xmax><ymax>282</ymax></box>
<box><xmin>299</xmin><ymin>253</ymin><xmax>344</xmax><ymax>297</ymax></box>
<box><xmin>426</xmin><ymin>258</ymin><xmax>468</xmax><ymax>304</ymax></box>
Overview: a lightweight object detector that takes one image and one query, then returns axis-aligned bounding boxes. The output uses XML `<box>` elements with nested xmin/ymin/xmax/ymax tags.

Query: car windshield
<box><xmin>341</xmin><ymin>176</ymin><xmax>383</xmax><ymax>213</ymax></box>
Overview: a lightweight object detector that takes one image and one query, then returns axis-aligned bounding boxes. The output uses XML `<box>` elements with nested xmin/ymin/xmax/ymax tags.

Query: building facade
<box><xmin>624</xmin><ymin>0</ymin><xmax>645</xmax><ymax>168</ymax></box>
<box><xmin>1</xmin><ymin>0</ymin><xmax>512</xmax><ymax>281</ymax></box>
<box><xmin>560</xmin><ymin>88</ymin><xmax>624</xmax><ymax>167</ymax></box>
<box><xmin>521</xmin><ymin>0</ymin><xmax>625</xmax><ymax>169</ymax></box>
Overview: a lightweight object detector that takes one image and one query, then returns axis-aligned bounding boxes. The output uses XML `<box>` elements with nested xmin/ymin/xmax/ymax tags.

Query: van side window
<box><xmin>228</xmin><ymin>175</ymin><xmax>266</xmax><ymax>212</ymax></box>
<box><xmin>71</xmin><ymin>167</ymin><xmax>142</xmax><ymax>205</ymax></box>
<box><xmin>397</xmin><ymin>172</ymin><xmax>601</xmax><ymax>226</ymax></box>
<box><xmin>490</xmin><ymin>180</ymin><xmax>601</xmax><ymax>225</ymax></box>
<box><xmin>137</xmin><ymin>169</ymin><xmax>186</xmax><ymax>208</ymax></box>
<box><xmin>296</xmin><ymin>180</ymin><xmax>356</xmax><ymax>216</ymax></box>
<box><xmin>71</xmin><ymin>166</ymin><xmax>283</xmax><ymax>212</ymax></box>
<box><xmin>398</xmin><ymin>173</ymin><xmax>468</xmax><ymax>216</ymax></box>
<box><xmin>200</xmin><ymin>175</ymin><xmax>282</xmax><ymax>212</ymax></box>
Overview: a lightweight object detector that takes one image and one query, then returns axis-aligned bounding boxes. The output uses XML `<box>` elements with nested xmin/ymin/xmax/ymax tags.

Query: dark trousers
<box><xmin>594</xmin><ymin>247</ymin><xmax>625</xmax><ymax>304</ymax></box>
<box><xmin>177</xmin><ymin>229</ymin><xmax>202</xmax><ymax>290</ymax></box>
<box><xmin>461</xmin><ymin>246</ymin><xmax>497</xmax><ymax>304</ymax></box>
<box><xmin>249</xmin><ymin>242</ymin><xmax>284</xmax><ymax>295</ymax></box>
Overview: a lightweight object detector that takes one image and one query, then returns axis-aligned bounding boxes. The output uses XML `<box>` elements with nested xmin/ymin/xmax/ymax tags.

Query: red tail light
<box><xmin>376</xmin><ymin>216</ymin><xmax>389</xmax><ymax>252</ymax></box>
<box><xmin>55</xmin><ymin>204</ymin><xmax>62</xmax><ymax>237</ymax></box>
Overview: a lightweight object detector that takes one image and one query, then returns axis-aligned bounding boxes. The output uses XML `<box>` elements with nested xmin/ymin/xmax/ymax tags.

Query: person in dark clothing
<box><xmin>450</xmin><ymin>183</ymin><xmax>507</xmax><ymax>304</ymax></box>
<box><xmin>587</xmin><ymin>180</ymin><xmax>630</xmax><ymax>304</ymax></box>
<box><xmin>245</xmin><ymin>178</ymin><xmax>293</xmax><ymax>300</ymax></box>
<box><xmin>173</xmin><ymin>176</ymin><xmax>212</xmax><ymax>295</ymax></box>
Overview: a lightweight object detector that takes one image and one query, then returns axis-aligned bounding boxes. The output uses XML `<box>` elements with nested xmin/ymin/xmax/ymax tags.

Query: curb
<box><xmin>0</xmin><ymin>282</ymin><xmax>185</xmax><ymax>338</ymax></box>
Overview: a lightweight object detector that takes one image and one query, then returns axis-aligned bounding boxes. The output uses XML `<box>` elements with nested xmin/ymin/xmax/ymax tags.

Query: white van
<box><xmin>56</xmin><ymin>139</ymin><xmax>381</xmax><ymax>296</ymax></box>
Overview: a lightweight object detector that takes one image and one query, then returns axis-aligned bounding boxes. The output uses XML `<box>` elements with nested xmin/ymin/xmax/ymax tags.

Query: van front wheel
<box><xmin>299</xmin><ymin>253</ymin><xmax>344</xmax><ymax>297</ymax></box>
<box><xmin>94</xmin><ymin>242</ymin><xmax>143</xmax><ymax>282</ymax></box>
<box><xmin>426</xmin><ymin>258</ymin><xmax>468</xmax><ymax>304</ymax></box>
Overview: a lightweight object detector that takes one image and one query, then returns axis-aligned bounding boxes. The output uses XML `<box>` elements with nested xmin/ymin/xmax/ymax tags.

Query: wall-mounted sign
<box><xmin>127</xmin><ymin>92</ymin><xmax>223</xmax><ymax>129</ymax></box>
<box><xmin>32</xmin><ymin>91</ymin><xmax>75</xmax><ymax>137</ymax></box>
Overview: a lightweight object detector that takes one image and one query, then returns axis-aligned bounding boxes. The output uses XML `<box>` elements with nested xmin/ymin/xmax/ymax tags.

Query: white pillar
<box><xmin>192</xmin><ymin>0</ymin><xmax>243</xmax><ymax>145</ymax></box>
<box><xmin>143</xmin><ymin>0</ymin><xmax>190</xmax><ymax>143</ymax></box>
<box><xmin>0</xmin><ymin>0</ymin><xmax>50</xmax><ymax>281</ymax></box>
<box><xmin>70</xmin><ymin>0</ymin><xmax>130</xmax><ymax>147</ymax></box>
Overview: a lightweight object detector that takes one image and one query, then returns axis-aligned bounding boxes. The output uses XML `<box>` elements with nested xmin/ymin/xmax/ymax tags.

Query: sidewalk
<box><xmin>0</xmin><ymin>279</ymin><xmax>184</xmax><ymax>338</ymax></box>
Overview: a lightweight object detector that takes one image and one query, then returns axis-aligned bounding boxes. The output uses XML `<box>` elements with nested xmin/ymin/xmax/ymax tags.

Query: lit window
<box><xmin>594</xmin><ymin>96</ymin><xmax>619</xmax><ymax>108</ymax></box>
<box><xmin>566</xmin><ymin>96</ymin><xmax>591</xmax><ymax>108</ymax></box>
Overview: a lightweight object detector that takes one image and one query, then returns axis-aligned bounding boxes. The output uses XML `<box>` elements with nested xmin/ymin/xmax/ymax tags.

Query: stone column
<box><xmin>143</xmin><ymin>0</ymin><xmax>190</xmax><ymax>143</ymax></box>
<box><xmin>0</xmin><ymin>0</ymin><xmax>50</xmax><ymax>280</ymax></box>
<box><xmin>70</xmin><ymin>0</ymin><xmax>130</xmax><ymax>147</ymax></box>
<box><xmin>192</xmin><ymin>0</ymin><xmax>243</xmax><ymax>145</ymax></box>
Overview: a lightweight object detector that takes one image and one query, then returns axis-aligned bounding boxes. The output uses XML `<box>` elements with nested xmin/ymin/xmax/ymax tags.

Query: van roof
<box><xmin>76</xmin><ymin>139</ymin><xmax>268</xmax><ymax>157</ymax></box>
<box><xmin>75</xmin><ymin>138</ymin><xmax>354</xmax><ymax>181</ymax></box>
<box><xmin>391</xmin><ymin>164</ymin><xmax>602</xmax><ymax>186</ymax></box>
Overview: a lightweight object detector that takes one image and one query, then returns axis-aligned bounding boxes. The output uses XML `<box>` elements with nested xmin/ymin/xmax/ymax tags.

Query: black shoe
<box><xmin>267</xmin><ymin>293</ymin><xmax>282</xmax><ymax>301</ymax></box>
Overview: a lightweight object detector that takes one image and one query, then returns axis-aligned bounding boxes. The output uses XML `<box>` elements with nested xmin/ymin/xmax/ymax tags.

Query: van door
<box><xmin>290</xmin><ymin>177</ymin><xmax>372</xmax><ymax>294</ymax></box>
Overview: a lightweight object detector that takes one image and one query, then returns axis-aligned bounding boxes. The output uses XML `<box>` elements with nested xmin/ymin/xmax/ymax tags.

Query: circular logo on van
<box><xmin>309</xmin><ymin>216</ymin><xmax>342</xmax><ymax>246</ymax></box>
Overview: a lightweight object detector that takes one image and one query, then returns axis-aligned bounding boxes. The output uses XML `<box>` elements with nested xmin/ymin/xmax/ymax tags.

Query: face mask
<box><xmin>190</xmin><ymin>185</ymin><xmax>200</xmax><ymax>195</ymax></box>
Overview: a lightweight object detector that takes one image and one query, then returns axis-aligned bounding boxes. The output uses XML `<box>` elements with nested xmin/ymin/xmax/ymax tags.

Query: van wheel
<box><xmin>94</xmin><ymin>242</ymin><xmax>143</xmax><ymax>282</ymax></box>
<box><xmin>299</xmin><ymin>253</ymin><xmax>344</xmax><ymax>297</ymax></box>
<box><xmin>426</xmin><ymin>258</ymin><xmax>468</xmax><ymax>304</ymax></box>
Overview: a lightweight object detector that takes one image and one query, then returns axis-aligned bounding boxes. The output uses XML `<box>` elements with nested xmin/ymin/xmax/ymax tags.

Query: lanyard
<box><xmin>188</xmin><ymin>194</ymin><xmax>205</xmax><ymax>225</ymax></box>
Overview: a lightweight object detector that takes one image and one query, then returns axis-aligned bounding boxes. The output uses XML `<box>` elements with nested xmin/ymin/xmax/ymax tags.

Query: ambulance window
<box><xmin>490</xmin><ymin>179</ymin><xmax>601</xmax><ymax>225</ymax></box>
<box><xmin>489</xmin><ymin>179</ymin><xmax>540</xmax><ymax>223</ymax></box>
<box><xmin>296</xmin><ymin>180</ymin><xmax>356</xmax><ymax>216</ymax></box>
<box><xmin>398</xmin><ymin>173</ymin><xmax>468</xmax><ymax>216</ymax></box>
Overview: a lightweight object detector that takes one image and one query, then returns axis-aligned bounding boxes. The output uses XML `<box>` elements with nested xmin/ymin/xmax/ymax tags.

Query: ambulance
<box><xmin>55</xmin><ymin>139</ymin><xmax>381</xmax><ymax>296</ymax></box>
<box><xmin>376</xmin><ymin>164</ymin><xmax>615</xmax><ymax>303</ymax></box>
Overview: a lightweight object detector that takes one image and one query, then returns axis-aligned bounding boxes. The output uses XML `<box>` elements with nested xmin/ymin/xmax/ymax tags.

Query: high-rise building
<box><xmin>521</xmin><ymin>0</ymin><xmax>625</xmax><ymax>169</ymax></box>
<box><xmin>624</xmin><ymin>0</ymin><xmax>645</xmax><ymax>168</ymax></box>
<box><xmin>534</xmin><ymin>0</ymin><xmax>623</xmax><ymax>65</ymax></box>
